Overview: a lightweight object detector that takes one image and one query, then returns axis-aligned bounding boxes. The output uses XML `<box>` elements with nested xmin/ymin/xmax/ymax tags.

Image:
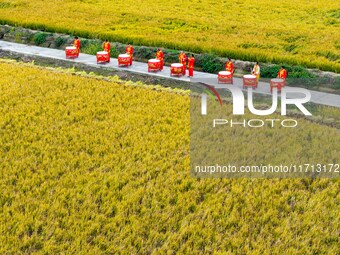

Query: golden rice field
<box><xmin>0</xmin><ymin>0</ymin><xmax>339</xmax><ymax>72</ymax></box>
<box><xmin>0</xmin><ymin>60</ymin><xmax>339</xmax><ymax>253</ymax></box>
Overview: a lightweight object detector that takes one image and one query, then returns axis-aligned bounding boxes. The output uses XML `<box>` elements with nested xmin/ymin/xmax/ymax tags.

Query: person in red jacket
<box><xmin>102</xmin><ymin>39</ymin><xmax>111</xmax><ymax>62</ymax></box>
<box><xmin>126</xmin><ymin>44</ymin><xmax>134</xmax><ymax>65</ymax></box>
<box><xmin>156</xmin><ymin>48</ymin><xmax>164</xmax><ymax>70</ymax></box>
<box><xmin>179</xmin><ymin>51</ymin><xmax>187</xmax><ymax>75</ymax></box>
<box><xmin>102</xmin><ymin>39</ymin><xmax>111</xmax><ymax>54</ymax></box>
<box><xmin>188</xmin><ymin>54</ymin><xmax>195</xmax><ymax>77</ymax></box>
<box><xmin>73</xmin><ymin>36</ymin><xmax>81</xmax><ymax>56</ymax></box>
<box><xmin>277</xmin><ymin>66</ymin><xmax>288</xmax><ymax>79</ymax></box>
<box><xmin>225</xmin><ymin>58</ymin><xmax>234</xmax><ymax>74</ymax></box>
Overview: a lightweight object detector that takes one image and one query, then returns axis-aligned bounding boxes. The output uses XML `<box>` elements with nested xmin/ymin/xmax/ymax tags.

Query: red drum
<box><xmin>243</xmin><ymin>74</ymin><xmax>258</xmax><ymax>89</ymax></box>
<box><xmin>170</xmin><ymin>63</ymin><xmax>183</xmax><ymax>76</ymax></box>
<box><xmin>96</xmin><ymin>51</ymin><xmax>110</xmax><ymax>64</ymax></box>
<box><xmin>270</xmin><ymin>78</ymin><xmax>286</xmax><ymax>93</ymax></box>
<box><xmin>65</xmin><ymin>46</ymin><xmax>78</xmax><ymax>59</ymax></box>
<box><xmin>218</xmin><ymin>71</ymin><xmax>233</xmax><ymax>84</ymax></box>
<box><xmin>148</xmin><ymin>59</ymin><xmax>161</xmax><ymax>72</ymax></box>
<box><xmin>118</xmin><ymin>54</ymin><xmax>131</xmax><ymax>66</ymax></box>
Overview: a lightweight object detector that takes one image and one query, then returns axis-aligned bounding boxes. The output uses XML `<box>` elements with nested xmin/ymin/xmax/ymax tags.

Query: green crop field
<box><xmin>0</xmin><ymin>0</ymin><xmax>339</xmax><ymax>72</ymax></box>
<box><xmin>0</xmin><ymin>60</ymin><xmax>339</xmax><ymax>254</ymax></box>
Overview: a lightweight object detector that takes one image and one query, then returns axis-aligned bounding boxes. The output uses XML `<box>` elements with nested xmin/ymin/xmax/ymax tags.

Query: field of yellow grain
<box><xmin>0</xmin><ymin>0</ymin><xmax>339</xmax><ymax>72</ymax></box>
<box><xmin>0</xmin><ymin>60</ymin><xmax>339</xmax><ymax>253</ymax></box>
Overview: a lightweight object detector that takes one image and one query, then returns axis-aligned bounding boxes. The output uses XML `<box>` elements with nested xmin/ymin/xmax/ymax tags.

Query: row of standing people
<box><xmin>73</xmin><ymin>38</ymin><xmax>195</xmax><ymax>76</ymax></box>
<box><xmin>102</xmin><ymin>39</ymin><xmax>134</xmax><ymax>66</ymax></box>
<box><xmin>73</xmin><ymin>37</ymin><xmax>134</xmax><ymax>65</ymax></box>
<box><xmin>225</xmin><ymin>58</ymin><xmax>288</xmax><ymax>80</ymax></box>
<box><xmin>73</xmin><ymin>37</ymin><xmax>287</xmax><ymax>79</ymax></box>
<box><xmin>155</xmin><ymin>49</ymin><xmax>195</xmax><ymax>77</ymax></box>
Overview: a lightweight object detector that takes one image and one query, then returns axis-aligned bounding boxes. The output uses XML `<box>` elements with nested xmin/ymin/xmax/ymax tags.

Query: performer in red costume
<box><xmin>126</xmin><ymin>44</ymin><xmax>134</xmax><ymax>65</ymax></box>
<box><xmin>188</xmin><ymin>54</ymin><xmax>195</xmax><ymax>77</ymax></box>
<box><xmin>225</xmin><ymin>58</ymin><xmax>234</xmax><ymax>74</ymax></box>
<box><xmin>102</xmin><ymin>39</ymin><xmax>111</xmax><ymax>62</ymax></box>
<box><xmin>156</xmin><ymin>48</ymin><xmax>164</xmax><ymax>70</ymax></box>
<box><xmin>73</xmin><ymin>36</ymin><xmax>81</xmax><ymax>56</ymax></box>
<box><xmin>277</xmin><ymin>66</ymin><xmax>288</xmax><ymax>79</ymax></box>
<box><xmin>179</xmin><ymin>51</ymin><xmax>187</xmax><ymax>75</ymax></box>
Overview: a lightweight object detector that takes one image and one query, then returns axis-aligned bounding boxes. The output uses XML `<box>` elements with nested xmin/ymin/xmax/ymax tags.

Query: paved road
<box><xmin>1</xmin><ymin>40</ymin><xmax>339</xmax><ymax>108</ymax></box>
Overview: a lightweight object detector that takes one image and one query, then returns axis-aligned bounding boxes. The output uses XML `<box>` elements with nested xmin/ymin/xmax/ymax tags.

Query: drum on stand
<box><xmin>96</xmin><ymin>51</ymin><xmax>110</xmax><ymax>64</ymax></box>
<box><xmin>170</xmin><ymin>63</ymin><xmax>183</xmax><ymax>76</ymax></box>
<box><xmin>118</xmin><ymin>54</ymin><xmax>131</xmax><ymax>67</ymax></box>
<box><xmin>148</xmin><ymin>59</ymin><xmax>161</xmax><ymax>72</ymax></box>
<box><xmin>243</xmin><ymin>74</ymin><xmax>258</xmax><ymax>89</ymax></box>
<box><xmin>218</xmin><ymin>71</ymin><xmax>233</xmax><ymax>84</ymax></box>
<box><xmin>270</xmin><ymin>78</ymin><xmax>286</xmax><ymax>93</ymax></box>
<box><xmin>65</xmin><ymin>46</ymin><xmax>78</xmax><ymax>59</ymax></box>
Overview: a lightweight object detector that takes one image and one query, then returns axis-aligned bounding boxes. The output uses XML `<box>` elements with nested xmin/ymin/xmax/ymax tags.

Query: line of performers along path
<box><xmin>66</xmin><ymin>37</ymin><xmax>289</xmax><ymax>93</ymax></box>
